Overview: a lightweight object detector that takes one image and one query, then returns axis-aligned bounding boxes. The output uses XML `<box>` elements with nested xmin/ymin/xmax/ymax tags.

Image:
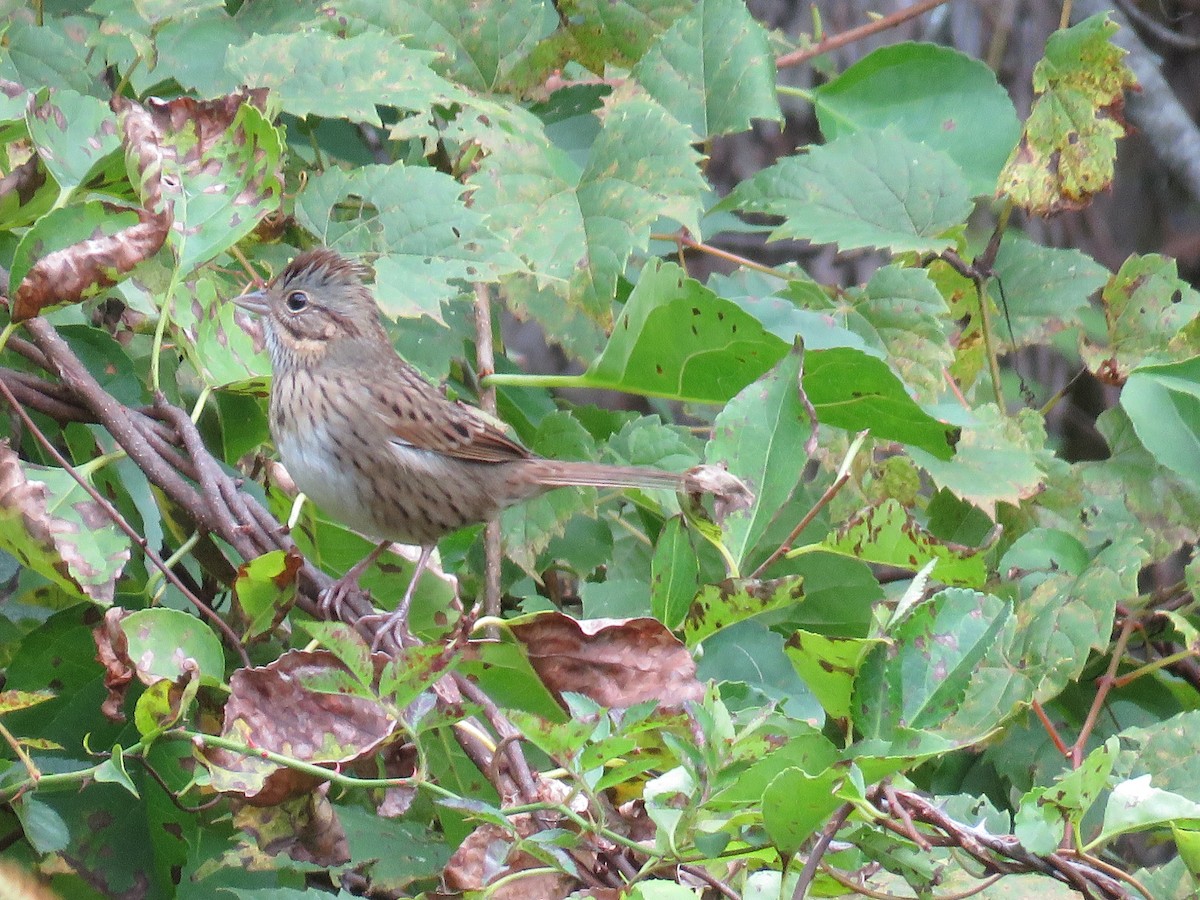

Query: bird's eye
<box><xmin>285</xmin><ymin>291</ymin><xmax>308</xmax><ymax>312</ymax></box>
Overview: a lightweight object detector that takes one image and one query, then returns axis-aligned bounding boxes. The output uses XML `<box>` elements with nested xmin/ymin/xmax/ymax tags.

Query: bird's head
<box><xmin>233</xmin><ymin>248</ymin><xmax>387</xmax><ymax>367</ymax></box>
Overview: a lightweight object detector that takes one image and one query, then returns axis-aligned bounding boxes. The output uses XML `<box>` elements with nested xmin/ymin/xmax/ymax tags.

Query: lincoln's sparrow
<box><xmin>234</xmin><ymin>249</ymin><xmax>691</xmax><ymax>640</ymax></box>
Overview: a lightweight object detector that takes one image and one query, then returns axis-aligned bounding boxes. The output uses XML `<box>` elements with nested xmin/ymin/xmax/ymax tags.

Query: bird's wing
<box><xmin>377</xmin><ymin>365</ymin><xmax>532</xmax><ymax>464</ymax></box>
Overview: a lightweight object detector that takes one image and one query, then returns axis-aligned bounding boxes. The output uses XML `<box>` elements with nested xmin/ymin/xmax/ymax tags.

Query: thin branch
<box><xmin>776</xmin><ymin>0</ymin><xmax>954</xmax><ymax>69</ymax></box>
<box><xmin>0</xmin><ymin>375</ymin><xmax>251</xmax><ymax>667</ymax></box>
<box><xmin>792</xmin><ymin>802</ymin><xmax>852</xmax><ymax>899</ymax></box>
<box><xmin>750</xmin><ymin>430</ymin><xmax>867</xmax><ymax>580</ymax></box>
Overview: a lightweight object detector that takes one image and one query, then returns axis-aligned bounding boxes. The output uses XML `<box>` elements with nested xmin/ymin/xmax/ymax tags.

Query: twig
<box><xmin>750</xmin><ymin>430</ymin><xmax>867</xmax><ymax>580</ymax></box>
<box><xmin>0</xmin><ymin>375</ymin><xmax>251</xmax><ymax>667</ymax></box>
<box><xmin>1071</xmin><ymin>613</ymin><xmax>1139</xmax><ymax>768</ymax></box>
<box><xmin>792</xmin><ymin>802</ymin><xmax>852</xmax><ymax>899</ymax></box>
<box><xmin>776</xmin><ymin>0</ymin><xmax>954</xmax><ymax>69</ymax></box>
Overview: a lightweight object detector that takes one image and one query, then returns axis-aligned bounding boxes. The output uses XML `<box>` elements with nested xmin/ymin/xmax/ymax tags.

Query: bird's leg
<box><xmin>319</xmin><ymin>540</ymin><xmax>390</xmax><ymax>619</ymax></box>
<box><xmin>370</xmin><ymin>543</ymin><xmax>435</xmax><ymax>652</ymax></box>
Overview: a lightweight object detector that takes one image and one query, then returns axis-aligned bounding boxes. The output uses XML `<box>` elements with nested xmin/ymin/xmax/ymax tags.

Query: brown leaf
<box><xmin>444</xmin><ymin>819</ymin><xmax>580</xmax><ymax>899</ymax></box>
<box><xmin>507</xmin><ymin>613</ymin><xmax>704</xmax><ymax>708</ymax></box>
<box><xmin>0</xmin><ymin>156</ymin><xmax>45</xmax><ymax>207</ymax></box>
<box><xmin>684</xmin><ymin>463</ymin><xmax>753</xmax><ymax>522</ymax></box>
<box><xmin>93</xmin><ymin>608</ymin><xmax>133</xmax><ymax>721</ymax></box>
<box><xmin>205</xmin><ymin>649</ymin><xmax>398</xmax><ymax>805</ymax></box>
<box><xmin>12</xmin><ymin>207</ymin><xmax>171</xmax><ymax>321</ymax></box>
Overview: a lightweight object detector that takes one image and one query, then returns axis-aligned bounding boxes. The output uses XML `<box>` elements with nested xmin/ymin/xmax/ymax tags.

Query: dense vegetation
<box><xmin>0</xmin><ymin>2</ymin><xmax>1196</xmax><ymax>898</ymax></box>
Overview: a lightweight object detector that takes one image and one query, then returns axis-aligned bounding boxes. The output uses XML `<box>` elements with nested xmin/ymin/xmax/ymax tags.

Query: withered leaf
<box><xmin>113</xmin><ymin>89</ymin><xmax>282</xmax><ymax>273</ymax></box>
<box><xmin>204</xmin><ymin>649</ymin><xmax>397</xmax><ymax>806</ymax></box>
<box><xmin>506</xmin><ymin>612</ymin><xmax>704</xmax><ymax>708</ymax></box>
<box><xmin>93</xmin><ymin>608</ymin><xmax>134</xmax><ymax>721</ymax></box>
<box><xmin>12</xmin><ymin>206</ymin><xmax>170</xmax><ymax>321</ymax></box>
<box><xmin>444</xmin><ymin>819</ymin><xmax>581</xmax><ymax>899</ymax></box>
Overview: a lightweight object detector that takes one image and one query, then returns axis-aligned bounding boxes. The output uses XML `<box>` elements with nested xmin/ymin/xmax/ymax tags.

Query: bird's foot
<box><xmin>368</xmin><ymin>607</ymin><xmax>414</xmax><ymax>653</ymax></box>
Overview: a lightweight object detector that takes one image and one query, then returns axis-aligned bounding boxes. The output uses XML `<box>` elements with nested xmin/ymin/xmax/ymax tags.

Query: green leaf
<box><xmin>131</xmin><ymin>5</ymin><xmax>248</xmax><ymax>97</ymax></box>
<box><xmin>809</xmin><ymin>265</ymin><xmax>952</xmax><ymax>400</ymax></box>
<box><xmin>458</xmin><ymin>641</ymin><xmax>566</xmax><ymax>722</ymax></box>
<box><xmin>632</xmin><ymin>0</ymin><xmax>779</xmax><ymax>138</ymax></box>
<box><xmin>762</xmin><ymin>766</ymin><xmax>843</xmax><ymax>855</ymax></box>
<box><xmin>1017</xmin><ymin>738</ymin><xmax>1117</xmax><ymax>852</ymax></box>
<box><xmin>472</xmin><ymin>92</ymin><xmax>706</xmax><ymax>323</ymax></box>
<box><xmin>998</xmin><ymin>12</ymin><xmax>1137</xmax><ymax>215</ymax></box>
<box><xmin>227</xmin><ymin>28</ymin><xmax>467</xmax><ymax>126</ymax></box>
<box><xmin>1007</xmin><ymin>532</ymin><xmax>1144</xmax><ymax>703</ymax></box>
<box><xmin>558</xmin><ymin>0</ymin><xmax>692</xmax><ymax>67</ymax></box>
<box><xmin>853</xmin><ymin>588</ymin><xmax>1012</xmax><ymax>741</ymax></box>
<box><xmin>1116</xmin><ymin>710</ymin><xmax>1200</xmax><ymax>800</ymax></box>
<box><xmin>580</xmin><ymin>260</ymin><xmax>787</xmax><ymax>403</ymax></box>
<box><xmin>294</xmin><ymin>163</ymin><xmax>523</xmax><ymax>322</ymax></box>
<box><xmin>1101</xmin><ymin>776</ymin><xmax>1200</xmax><ymax>844</ymax></box>
<box><xmin>683</xmin><ymin>576</ymin><xmax>805</xmax><ymax>646</ymax></box>
<box><xmin>156</xmin><ymin>100</ymin><xmax>284</xmax><ymax>274</ymax></box>
<box><xmin>1121</xmin><ymin>356</ymin><xmax>1200</xmax><ymax>488</ymax></box>
<box><xmin>819</xmin><ymin>498</ymin><xmax>992</xmax><ymax>589</ymax></box>
<box><xmin>1073</xmin><ymin>408</ymin><xmax>1200</xmax><ymax>559</ymax></box>
<box><xmin>1082</xmin><ymin>254</ymin><xmax>1200</xmax><ymax>381</ymax></box>
<box><xmin>785</xmin><ymin>630</ymin><xmax>883</xmax><ymax>720</ymax></box>
<box><xmin>0</xmin><ymin>446</ymin><xmax>130</xmax><ymax>605</ymax></box>
<box><xmin>804</xmin><ymin>348</ymin><xmax>960</xmax><ymax>460</ymax></box>
<box><xmin>910</xmin><ymin>405</ymin><xmax>1046</xmax><ymax>515</ymax></box>
<box><xmin>121</xmin><ymin>608</ymin><xmax>226</xmax><ymax>685</ymax></box>
<box><xmin>696</xmin><ymin>619</ymin><xmax>824</xmax><ymax>722</ymax></box>
<box><xmin>232</xmin><ymin>550</ymin><xmax>298</xmax><ymax>641</ymax></box>
<box><xmin>651</xmin><ymin>516</ymin><xmax>698</xmax><ymax>630</ymax></box>
<box><xmin>990</xmin><ymin>233</ymin><xmax>1110</xmax><ymax>348</ymax></box>
<box><xmin>721</xmin><ymin>128</ymin><xmax>973</xmax><ymax>254</ymax></box>
<box><xmin>0</xmin><ymin>20</ymin><xmax>95</xmax><ymax>95</ymax></box>
<box><xmin>93</xmin><ymin>746</ymin><xmax>140</xmax><ymax>797</ymax></box>
<box><xmin>815</xmin><ymin>43</ymin><xmax>1020</xmax><ymax>196</ymax></box>
<box><xmin>171</xmin><ymin>276</ymin><xmax>271</xmax><ymax>389</ymax></box>
<box><xmin>25</xmin><ymin>89</ymin><xmax>122</xmax><ymax>202</ymax></box>
<box><xmin>704</xmin><ymin>345</ymin><xmax>809</xmax><ymax>566</ymax></box>
<box><xmin>339</xmin><ymin>0</ymin><xmax>557</xmax><ymax>91</ymax></box>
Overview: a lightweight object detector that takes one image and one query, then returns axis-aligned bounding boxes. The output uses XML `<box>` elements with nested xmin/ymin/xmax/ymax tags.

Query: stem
<box><xmin>776</xmin><ymin>0</ymin><xmax>953</xmax><ymax>69</ymax></box>
<box><xmin>976</xmin><ymin>280</ymin><xmax>1006</xmax><ymax>409</ymax></box>
<box><xmin>756</xmin><ymin>430</ymin><xmax>867</xmax><ymax>580</ymax></box>
<box><xmin>652</xmin><ymin>231</ymin><xmax>792</xmax><ymax>280</ymax></box>
<box><xmin>473</xmin><ymin>282</ymin><xmax>502</xmax><ymax>621</ymax></box>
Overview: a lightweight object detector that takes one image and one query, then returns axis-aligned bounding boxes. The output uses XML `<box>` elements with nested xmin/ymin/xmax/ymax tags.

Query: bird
<box><xmin>233</xmin><ymin>248</ymin><xmax>693</xmax><ymax>647</ymax></box>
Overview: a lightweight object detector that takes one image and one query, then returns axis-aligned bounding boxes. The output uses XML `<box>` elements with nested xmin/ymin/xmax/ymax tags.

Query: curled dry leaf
<box><xmin>204</xmin><ymin>649</ymin><xmax>397</xmax><ymax>806</ymax></box>
<box><xmin>11</xmin><ymin>206</ymin><xmax>171</xmax><ymax>321</ymax></box>
<box><xmin>0</xmin><ymin>440</ymin><xmax>129</xmax><ymax>604</ymax></box>
<box><xmin>93</xmin><ymin>608</ymin><xmax>134</xmax><ymax>721</ymax></box>
<box><xmin>506</xmin><ymin>612</ymin><xmax>704</xmax><ymax>708</ymax></box>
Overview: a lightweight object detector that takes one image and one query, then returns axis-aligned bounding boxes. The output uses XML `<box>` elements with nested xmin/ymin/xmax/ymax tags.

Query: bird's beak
<box><xmin>232</xmin><ymin>290</ymin><xmax>269</xmax><ymax>316</ymax></box>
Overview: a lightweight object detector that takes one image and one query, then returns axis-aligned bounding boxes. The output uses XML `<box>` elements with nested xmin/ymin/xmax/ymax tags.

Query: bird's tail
<box><xmin>526</xmin><ymin>459</ymin><xmax>688</xmax><ymax>492</ymax></box>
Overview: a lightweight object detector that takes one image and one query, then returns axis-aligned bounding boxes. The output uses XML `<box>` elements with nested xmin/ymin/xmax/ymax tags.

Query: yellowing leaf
<box><xmin>998</xmin><ymin>13</ymin><xmax>1137</xmax><ymax>215</ymax></box>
